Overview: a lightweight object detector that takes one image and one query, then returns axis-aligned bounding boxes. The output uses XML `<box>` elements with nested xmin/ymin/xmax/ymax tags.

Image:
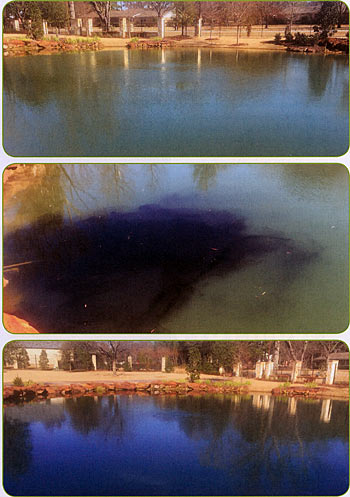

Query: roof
<box><xmin>16</xmin><ymin>341</ymin><xmax>63</xmax><ymax>350</ymax></box>
<box><xmin>329</xmin><ymin>352</ymin><xmax>349</xmax><ymax>360</ymax></box>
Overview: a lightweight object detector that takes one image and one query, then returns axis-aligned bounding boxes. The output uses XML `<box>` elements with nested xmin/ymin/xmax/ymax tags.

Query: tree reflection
<box><xmin>4</xmin><ymin>416</ymin><xmax>33</xmax><ymax>478</ymax></box>
<box><xmin>192</xmin><ymin>164</ymin><xmax>227</xmax><ymax>191</ymax></box>
<box><xmin>153</xmin><ymin>394</ymin><xmax>348</xmax><ymax>488</ymax></box>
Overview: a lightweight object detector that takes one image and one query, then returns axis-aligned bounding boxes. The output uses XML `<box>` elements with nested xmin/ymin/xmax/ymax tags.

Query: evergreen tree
<box><xmin>186</xmin><ymin>345</ymin><xmax>201</xmax><ymax>382</ymax></box>
<box><xmin>16</xmin><ymin>348</ymin><xmax>30</xmax><ymax>369</ymax></box>
<box><xmin>39</xmin><ymin>349</ymin><xmax>50</xmax><ymax>370</ymax></box>
<box><xmin>26</xmin><ymin>2</ymin><xmax>44</xmax><ymax>40</ymax></box>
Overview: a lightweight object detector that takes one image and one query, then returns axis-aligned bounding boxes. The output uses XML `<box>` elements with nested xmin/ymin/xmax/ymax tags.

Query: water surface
<box><xmin>4</xmin><ymin>49</ymin><xmax>349</xmax><ymax>156</ymax></box>
<box><xmin>3</xmin><ymin>394</ymin><xmax>349</xmax><ymax>496</ymax></box>
<box><xmin>3</xmin><ymin>164</ymin><xmax>348</xmax><ymax>333</ymax></box>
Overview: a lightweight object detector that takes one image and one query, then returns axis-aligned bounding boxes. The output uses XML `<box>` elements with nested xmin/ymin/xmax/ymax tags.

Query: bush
<box><xmin>130</xmin><ymin>37</ymin><xmax>139</xmax><ymax>43</ymax></box>
<box><xmin>95</xmin><ymin>386</ymin><xmax>105</xmax><ymax>394</ymax></box>
<box><xmin>13</xmin><ymin>376</ymin><xmax>24</xmax><ymax>386</ymax></box>
<box><xmin>274</xmin><ymin>33</ymin><xmax>282</xmax><ymax>44</ymax></box>
<box><xmin>280</xmin><ymin>381</ymin><xmax>291</xmax><ymax>388</ymax></box>
<box><xmin>285</xmin><ymin>32</ymin><xmax>294</xmax><ymax>43</ymax></box>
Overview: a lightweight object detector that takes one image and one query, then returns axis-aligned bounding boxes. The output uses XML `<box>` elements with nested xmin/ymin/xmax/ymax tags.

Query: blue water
<box><xmin>3</xmin><ymin>49</ymin><xmax>349</xmax><ymax>156</ymax></box>
<box><xmin>3</xmin><ymin>394</ymin><xmax>349</xmax><ymax>496</ymax></box>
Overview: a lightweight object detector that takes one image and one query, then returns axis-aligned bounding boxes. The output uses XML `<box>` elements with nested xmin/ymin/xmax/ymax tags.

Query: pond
<box><xmin>3</xmin><ymin>163</ymin><xmax>348</xmax><ymax>333</ymax></box>
<box><xmin>3</xmin><ymin>394</ymin><xmax>349</xmax><ymax>496</ymax></box>
<box><xmin>3</xmin><ymin>48</ymin><xmax>349</xmax><ymax>157</ymax></box>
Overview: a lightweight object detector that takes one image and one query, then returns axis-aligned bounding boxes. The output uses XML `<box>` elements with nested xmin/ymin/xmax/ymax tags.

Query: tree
<box><xmin>26</xmin><ymin>2</ymin><xmax>44</xmax><ymax>39</ymax></box>
<box><xmin>16</xmin><ymin>348</ymin><xmax>30</xmax><ymax>369</ymax></box>
<box><xmin>61</xmin><ymin>342</ymin><xmax>93</xmax><ymax>371</ymax></box>
<box><xmin>314</xmin><ymin>2</ymin><xmax>339</xmax><ymax>39</ymax></box>
<box><xmin>4</xmin><ymin>342</ymin><xmax>20</xmax><ymax>367</ymax></box>
<box><xmin>90</xmin><ymin>1</ymin><xmax>112</xmax><ymax>32</ymax></box>
<box><xmin>96</xmin><ymin>341</ymin><xmax>127</xmax><ymax>375</ymax></box>
<box><xmin>174</xmin><ymin>2</ymin><xmax>196</xmax><ymax>36</ymax></box>
<box><xmin>40</xmin><ymin>2</ymin><xmax>69</xmax><ymax>30</ymax></box>
<box><xmin>334</xmin><ymin>1</ymin><xmax>348</xmax><ymax>28</ymax></box>
<box><xmin>39</xmin><ymin>349</ymin><xmax>50</xmax><ymax>370</ymax></box>
<box><xmin>185</xmin><ymin>345</ymin><xmax>201</xmax><ymax>381</ymax></box>
<box><xmin>60</xmin><ymin>349</ymin><xmax>72</xmax><ymax>371</ymax></box>
<box><xmin>226</xmin><ymin>2</ymin><xmax>254</xmax><ymax>45</ymax></box>
<box><xmin>145</xmin><ymin>1</ymin><xmax>173</xmax><ymax>37</ymax></box>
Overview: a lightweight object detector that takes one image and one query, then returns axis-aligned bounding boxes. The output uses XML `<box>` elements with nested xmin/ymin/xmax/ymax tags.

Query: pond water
<box><xmin>3</xmin><ymin>48</ymin><xmax>349</xmax><ymax>157</ymax></box>
<box><xmin>3</xmin><ymin>163</ymin><xmax>348</xmax><ymax>333</ymax></box>
<box><xmin>3</xmin><ymin>394</ymin><xmax>349</xmax><ymax>496</ymax></box>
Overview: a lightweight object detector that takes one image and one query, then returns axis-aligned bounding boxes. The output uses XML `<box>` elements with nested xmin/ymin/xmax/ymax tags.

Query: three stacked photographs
<box><xmin>1</xmin><ymin>1</ymin><xmax>349</xmax><ymax>496</ymax></box>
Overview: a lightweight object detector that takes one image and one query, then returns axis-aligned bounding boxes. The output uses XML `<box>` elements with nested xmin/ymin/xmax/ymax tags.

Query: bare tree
<box><xmin>96</xmin><ymin>341</ymin><xmax>127</xmax><ymax>375</ymax></box>
<box><xmin>90</xmin><ymin>1</ymin><xmax>112</xmax><ymax>32</ymax></box>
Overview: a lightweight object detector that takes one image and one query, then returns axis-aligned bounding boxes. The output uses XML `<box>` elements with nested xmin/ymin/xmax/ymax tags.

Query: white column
<box><xmin>43</xmin><ymin>21</ymin><xmax>48</xmax><ymax>36</ymax></box>
<box><xmin>161</xmin><ymin>357</ymin><xmax>166</xmax><ymax>372</ymax></box>
<box><xmin>14</xmin><ymin>359</ymin><xmax>18</xmax><ymax>370</ymax></box>
<box><xmin>326</xmin><ymin>360</ymin><xmax>339</xmax><ymax>385</ymax></box>
<box><xmin>128</xmin><ymin>355</ymin><xmax>133</xmax><ymax>369</ymax></box>
<box><xmin>198</xmin><ymin>17</ymin><xmax>202</xmax><ymax>37</ymax></box>
<box><xmin>158</xmin><ymin>17</ymin><xmax>165</xmax><ymax>39</ymax></box>
<box><xmin>291</xmin><ymin>361</ymin><xmax>302</xmax><ymax>383</ymax></box>
<box><xmin>233</xmin><ymin>362</ymin><xmax>242</xmax><ymax>377</ymax></box>
<box><xmin>264</xmin><ymin>361</ymin><xmax>274</xmax><ymax>379</ymax></box>
<box><xmin>14</xmin><ymin>19</ymin><xmax>20</xmax><ymax>31</ymax></box>
<box><xmin>86</xmin><ymin>18</ymin><xmax>93</xmax><ymax>36</ymax></box>
<box><xmin>121</xmin><ymin>18</ymin><xmax>127</xmax><ymax>38</ymax></box>
<box><xmin>91</xmin><ymin>354</ymin><xmax>97</xmax><ymax>371</ymax></box>
<box><xmin>255</xmin><ymin>361</ymin><xmax>263</xmax><ymax>379</ymax></box>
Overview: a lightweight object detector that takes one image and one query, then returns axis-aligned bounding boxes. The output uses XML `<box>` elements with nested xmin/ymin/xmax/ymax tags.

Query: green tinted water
<box><xmin>3</xmin><ymin>164</ymin><xmax>348</xmax><ymax>333</ymax></box>
<box><xmin>4</xmin><ymin>49</ymin><xmax>349</xmax><ymax>156</ymax></box>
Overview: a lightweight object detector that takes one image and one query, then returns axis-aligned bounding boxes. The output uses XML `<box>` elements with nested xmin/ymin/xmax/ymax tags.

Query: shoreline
<box><xmin>4</xmin><ymin>370</ymin><xmax>349</xmax><ymax>401</ymax></box>
<box><xmin>4</xmin><ymin>33</ymin><xmax>348</xmax><ymax>57</ymax></box>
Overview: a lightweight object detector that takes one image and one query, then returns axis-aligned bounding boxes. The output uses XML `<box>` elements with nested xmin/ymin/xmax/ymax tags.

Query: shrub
<box><xmin>186</xmin><ymin>347</ymin><xmax>201</xmax><ymax>382</ymax></box>
<box><xmin>285</xmin><ymin>32</ymin><xmax>294</xmax><ymax>43</ymax></box>
<box><xmin>123</xmin><ymin>362</ymin><xmax>132</xmax><ymax>372</ymax></box>
<box><xmin>95</xmin><ymin>386</ymin><xmax>105</xmax><ymax>394</ymax></box>
<box><xmin>130</xmin><ymin>37</ymin><xmax>139</xmax><ymax>43</ymax></box>
<box><xmin>274</xmin><ymin>33</ymin><xmax>282</xmax><ymax>44</ymax></box>
<box><xmin>13</xmin><ymin>376</ymin><xmax>24</xmax><ymax>386</ymax></box>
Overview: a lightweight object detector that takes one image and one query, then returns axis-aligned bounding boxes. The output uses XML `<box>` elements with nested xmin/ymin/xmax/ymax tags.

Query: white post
<box><xmin>14</xmin><ymin>359</ymin><xmax>18</xmax><ymax>370</ymax></box>
<box><xmin>320</xmin><ymin>399</ymin><xmax>332</xmax><ymax>423</ymax></box>
<box><xmin>198</xmin><ymin>17</ymin><xmax>202</xmax><ymax>38</ymax></box>
<box><xmin>121</xmin><ymin>18</ymin><xmax>127</xmax><ymax>38</ymax></box>
<box><xmin>91</xmin><ymin>354</ymin><xmax>97</xmax><ymax>371</ymax></box>
<box><xmin>158</xmin><ymin>17</ymin><xmax>165</xmax><ymax>39</ymax></box>
<box><xmin>161</xmin><ymin>357</ymin><xmax>166</xmax><ymax>372</ymax></box>
<box><xmin>86</xmin><ymin>18</ymin><xmax>93</xmax><ymax>36</ymax></box>
<box><xmin>291</xmin><ymin>361</ymin><xmax>302</xmax><ymax>383</ymax></box>
<box><xmin>326</xmin><ymin>360</ymin><xmax>339</xmax><ymax>385</ymax></box>
<box><xmin>255</xmin><ymin>361</ymin><xmax>263</xmax><ymax>379</ymax></box>
<box><xmin>128</xmin><ymin>355</ymin><xmax>133</xmax><ymax>369</ymax></box>
<box><xmin>14</xmin><ymin>19</ymin><xmax>20</xmax><ymax>32</ymax></box>
<box><xmin>43</xmin><ymin>21</ymin><xmax>48</xmax><ymax>36</ymax></box>
<box><xmin>264</xmin><ymin>361</ymin><xmax>274</xmax><ymax>379</ymax></box>
<box><xmin>233</xmin><ymin>362</ymin><xmax>242</xmax><ymax>377</ymax></box>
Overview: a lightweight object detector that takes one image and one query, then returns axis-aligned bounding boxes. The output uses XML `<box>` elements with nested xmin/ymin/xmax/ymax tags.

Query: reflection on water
<box><xmin>4</xmin><ymin>394</ymin><xmax>349</xmax><ymax>496</ymax></box>
<box><xmin>3</xmin><ymin>164</ymin><xmax>348</xmax><ymax>333</ymax></box>
<box><xmin>4</xmin><ymin>49</ymin><xmax>348</xmax><ymax>156</ymax></box>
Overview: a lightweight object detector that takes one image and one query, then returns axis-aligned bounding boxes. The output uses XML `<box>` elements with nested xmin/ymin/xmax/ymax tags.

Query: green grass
<box><xmin>279</xmin><ymin>382</ymin><xmax>291</xmax><ymax>388</ymax></box>
<box><xmin>304</xmin><ymin>382</ymin><xmax>318</xmax><ymax>388</ymax></box>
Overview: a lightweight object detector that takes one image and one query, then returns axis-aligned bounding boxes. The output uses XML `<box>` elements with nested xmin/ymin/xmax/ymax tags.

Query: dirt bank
<box><xmin>4</xmin><ymin>369</ymin><xmax>348</xmax><ymax>400</ymax></box>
